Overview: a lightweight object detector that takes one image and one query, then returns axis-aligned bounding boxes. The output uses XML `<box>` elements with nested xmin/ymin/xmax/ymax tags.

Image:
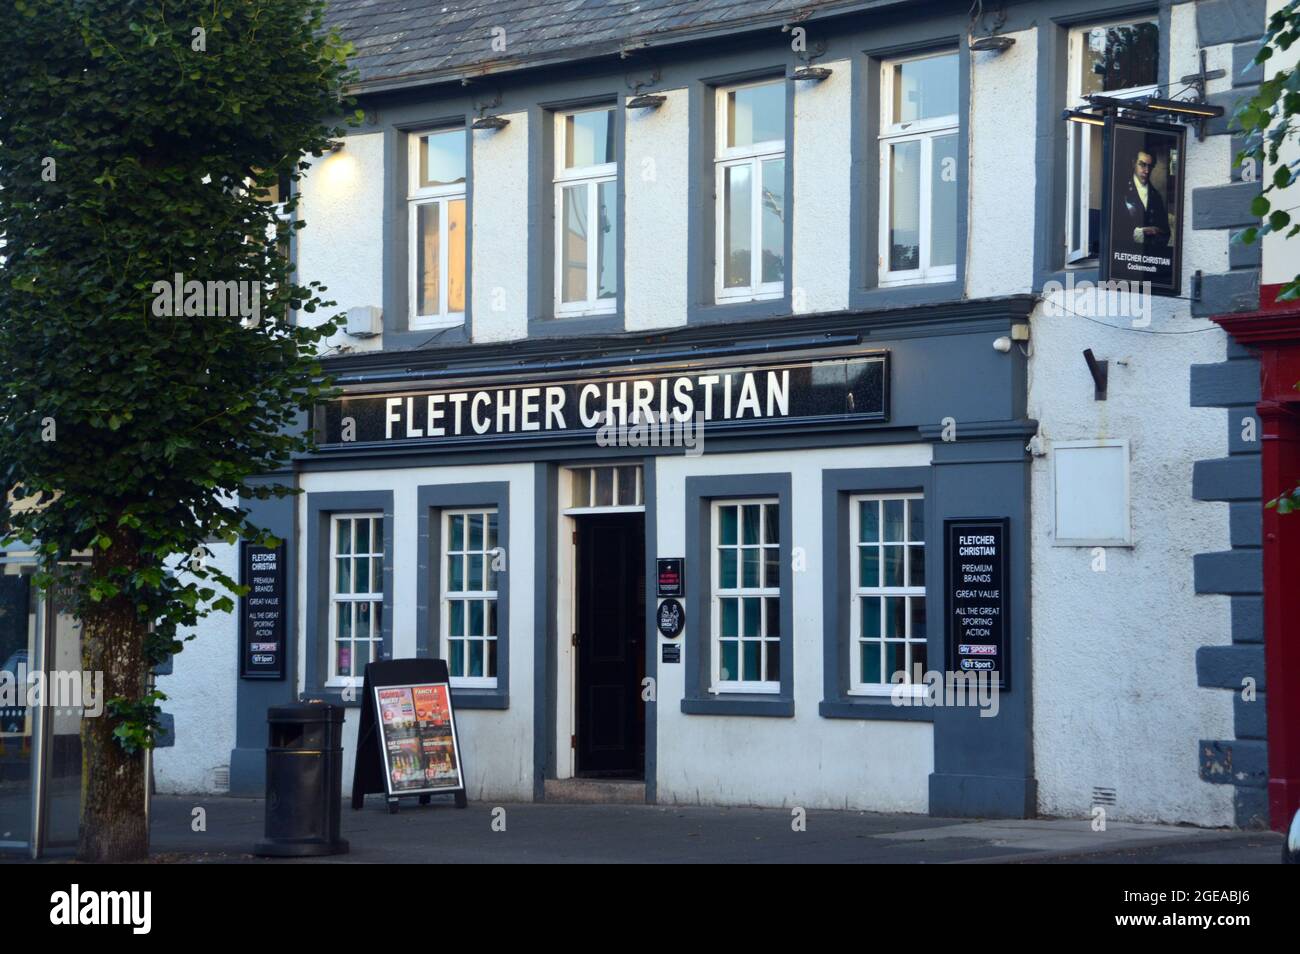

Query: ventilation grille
<box><xmin>212</xmin><ymin>765</ymin><xmax>231</xmax><ymax>791</ymax></box>
<box><xmin>1091</xmin><ymin>786</ymin><xmax>1117</xmax><ymax>806</ymax></box>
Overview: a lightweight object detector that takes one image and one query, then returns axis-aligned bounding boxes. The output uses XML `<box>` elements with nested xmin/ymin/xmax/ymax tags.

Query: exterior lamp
<box><xmin>967</xmin><ymin>0</ymin><xmax>1015</xmax><ymax>53</ymax></box>
<box><xmin>1142</xmin><ymin>97</ymin><xmax>1224</xmax><ymax>120</ymax></box>
<box><xmin>792</xmin><ymin>66</ymin><xmax>833</xmax><ymax>82</ymax></box>
<box><xmin>626</xmin><ymin>93</ymin><xmax>666</xmax><ymax>109</ymax></box>
<box><xmin>472</xmin><ymin>115</ymin><xmax>510</xmax><ymax>130</ymax></box>
<box><xmin>1062</xmin><ymin>109</ymin><xmax>1105</xmax><ymax>127</ymax></box>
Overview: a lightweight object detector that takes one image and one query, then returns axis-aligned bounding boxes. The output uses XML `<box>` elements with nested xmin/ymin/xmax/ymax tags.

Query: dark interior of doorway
<box><xmin>575</xmin><ymin>513</ymin><xmax>645</xmax><ymax>779</ymax></box>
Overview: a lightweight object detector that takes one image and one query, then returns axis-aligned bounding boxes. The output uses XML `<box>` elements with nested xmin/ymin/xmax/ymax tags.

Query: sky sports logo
<box><xmin>49</xmin><ymin>885</ymin><xmax>151</xmax><ymax>934</ymax></box>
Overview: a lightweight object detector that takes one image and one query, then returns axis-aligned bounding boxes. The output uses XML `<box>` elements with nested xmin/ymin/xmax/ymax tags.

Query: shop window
<box><xmin>1065</xmin><ymin>18</ymin><xmax>1160</xmax><ymax>264</ymax></box>
<box><xmin>1052</xmin><ymin>440</ymin><xmax>1131</xmax><ymax>545</ymax></box>
<box><xmin>555</xmin><ymin>106</ymin><xmax>618</xmax><ymax>316</ymax></box>
<box><xmin>715</xmin><ymin>79</ymin><xmax>786</xmax><ymax>303</ymax></box>
<box><xmin>850</xmin><ymin>494</ymin><xmax>926</xmax><ymax>693</ymax></box>
<box><xmin>328</xmin><ymin>513</ymin><xmax>385</xmax><ymax>687</ymax></box>
<box><xmin>568</xmin><ymin>464</ymin><xmax>643</xmax><ymax>510</ymax></box>
<box><xmin>711</xmin><ymin>499</ymin><xmax>781</xmax><ymax>692</ymax></box>
<box><xmin>441</xmin><ymin>509</ymin><xmax>500</xmax><ymax>687</ymax></box>
<box><xmin>409</xmin><ymin>127</ymin><xmax>467</xmax><ymax>329</ymax></box>
<box><xmin>878</xmin><ymin>51</ymin><xmax>959</xmax><ymax>286</ymax></box>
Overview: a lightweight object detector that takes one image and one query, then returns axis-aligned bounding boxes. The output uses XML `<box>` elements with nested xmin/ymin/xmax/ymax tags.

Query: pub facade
<box><xmin>149</xmin><ymin>0</ymin><xmax>1279</xmax><ymax>827</ymax></box>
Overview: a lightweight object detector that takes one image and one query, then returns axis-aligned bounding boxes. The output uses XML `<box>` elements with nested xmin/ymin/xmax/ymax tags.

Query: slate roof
<box><xmin>325</xmin><ymin>0</ymin><xmax>901</xmax><ymax>90</ymax></box>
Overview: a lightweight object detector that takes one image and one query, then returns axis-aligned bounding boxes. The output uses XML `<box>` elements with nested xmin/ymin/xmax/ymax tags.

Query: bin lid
<box><xmin>267</xmin><ymin>701</ymin><xmax>344</xmax><ymax>724</ymax></box>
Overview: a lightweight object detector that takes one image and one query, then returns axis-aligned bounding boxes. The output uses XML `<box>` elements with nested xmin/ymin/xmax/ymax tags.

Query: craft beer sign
<box><xmin>944</xmin><ymin>518</ymin><xmax>1010</xmax><ymax>690</ymax></box>
<box><xmin>316</xmin><ymin>352</ymin><xmax>888</xmax><ymax>447</ymax></box>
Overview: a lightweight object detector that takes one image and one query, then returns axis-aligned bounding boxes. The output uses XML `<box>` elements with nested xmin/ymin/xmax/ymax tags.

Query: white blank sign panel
<box><xmin>1052</xmin><ymin>440</ymin><xmax>1131</xmax><ymax>546</ymax></box>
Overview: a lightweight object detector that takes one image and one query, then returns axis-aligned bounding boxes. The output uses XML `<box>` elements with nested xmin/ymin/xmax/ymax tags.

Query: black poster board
<box><xmin>239</xmin><ymin>542</ymin><xmax>286</xmax><ymax>680</ymax></box>
<box><xmin>944</xmin><ymin>518</ymin><xmax>1010</xmax><ymax>691</ymax></box>
<box><xmin>1099</xmin><ymin>115</ymin><xmax>1185</xmax><ymax>297</ymax></box>
<box><xmin>656</xmin><ymin>558</ymin><xmax>684</xmax><ymax>598</ymax></box>
<box><xmin>351</xmin><ymin>658</ymin><xmax>468</xmax><ymax>812</ymax></box>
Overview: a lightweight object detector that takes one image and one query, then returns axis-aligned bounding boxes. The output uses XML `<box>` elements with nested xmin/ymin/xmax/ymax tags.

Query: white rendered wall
<box><xmin>653</xmin><ymin>445</ymin><xmax>934</xmax><ymax>811</ymax></box>
<box><xmin>625</xmin><ymin>88</ymin><xmax>691</xmax><ymax>331</ymax></box>
<box><xmin>295</xmin><ymin>132</ymin><xmax>385</xmax><ymax>353</ymax></box>
<box><xmin>471</xmin><ymin>112</ymin><xmax>530</xmax><ymax>343</ymax></box>
<box><xmin>966</xmin><ymin>28</ymin><xmax>1038</xmax><ymax>299</ymax></box>
<box><xmin>1028</xmin><ymin>4</ymin><xmax>1236</xmax><ymax>827</ymax></box>
<box><xmin>154</xmin><ymin>541</ymin><xmax>240</xmax><ymax>794</ymax></box>
<box><xmin>791</xmin><ymin>61</ymin><xmax>852</xmax><ymax>314</ymax></box>
<box><xmin>296</xmin><ymin>463</ymin><xmax>536</xmax><ymax>801</ymax></box>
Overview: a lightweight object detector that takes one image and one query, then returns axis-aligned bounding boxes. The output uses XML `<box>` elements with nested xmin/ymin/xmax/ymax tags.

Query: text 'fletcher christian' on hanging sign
<box><xmin>315</xmin><ymin>353</ymin><xmax>888</xmax><ymax>447</ymax></box>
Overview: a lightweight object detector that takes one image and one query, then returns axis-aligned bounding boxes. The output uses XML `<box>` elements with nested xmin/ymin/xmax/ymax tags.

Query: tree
<box><xmin>1235</xmin><ymin>0</ymin><xmax>1300</xmax><ymax>512</ymax></box>
<box><xmin>0</xmin><ymin>0</ymin><xmax>354</xmax><ymax>861</ymax></box>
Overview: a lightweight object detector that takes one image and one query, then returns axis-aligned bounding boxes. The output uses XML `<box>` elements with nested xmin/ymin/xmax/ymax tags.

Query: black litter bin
<box><xmin>254</xmin><ymin>702</ymin><xmax>349</xmax><ymax>857</ymax></box>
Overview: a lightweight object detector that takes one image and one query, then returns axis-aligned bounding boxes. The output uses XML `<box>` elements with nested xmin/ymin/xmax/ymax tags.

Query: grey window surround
<box><xmin>849</xmin><ymin>39</ymin><xmax>969</xmax><ymax>311</ymax></box>
<box><xmin>304</xmin><ymin>490</ymin><xmax>395</xmax><ymax>707</ymax></box>
<box><xmin>532</xmin><ymin>95</ymin><xmax>627</xmax><ymax>330</ymax></box>
<box><xmin>416</xmin><ymin>481</ymin><xmax>512</xmax><ymax>710</ymax></box>
<box><xmin>385</xmin><ymin>117</ymin><xmax>474</xmax><ymax>352</ymax></box>
<box><xmin>681</xmin><ymin>473</ymin><xmax>794</xmax><ymax>717</ymax></box>
<box><xmin>687</xmin><ymin>66</ymin><xmax>794</xmax><ymax>326</ymax></box>
<box><xmin>820</xmin><ymin>466</ymin><xmax>935</xmax><ymax>721</ymax></box>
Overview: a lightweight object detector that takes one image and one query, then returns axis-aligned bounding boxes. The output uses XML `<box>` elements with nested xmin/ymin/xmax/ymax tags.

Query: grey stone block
<box><xmin>1234</xmin><ymin>692</ymin><xmax>1267</xmax><ymax>740</ymax></box>
<box><xmin>1230</xmin><ymin>234</ymin><xmax>1262</xmax><ymax>268</ymax></box>
<box><xmin>1236</xmin><ymin>786</ymin><xmax>1271</xmax><ymax>828</ymax></box>
<box><xmin>1191</xmin><ymin>359</ymin><xmax>1261</xmax><ymax>407</ymax></box>
<box><xmin>1230</xmin><ymin>501</ymin><xmax>1262</xmax><ymax>547</ymax></box>
<box><xmin>156</xmin><ymin>711</ymin><xmax>176</xmax><ymax>748</ymax></box>
<box><xmin>1193</xmin><ymin>182</ymin><xmax>1261</xmax><ymax>230</ymax></box>
<box><xmin>1193</xmin><ymin>548</ymin><xmax>1262</xmax><ymax>595</ymax></box>
<box><xmin>1192</xmin><ymin>455</ymin><xmax>1261</xmax><ymax>502</ymax></box>
<box><xmin>1232</xmin><ymin>595</ymin><xmax>1264</xmax><ymax>643</ymax></box>
<box><xmin>1197</xmin><ymin>643</ymin><xmax>1266</xmax><ymax>690</ymax></box>
<box><xmin>1233</xmin><ymin>42</ymin><xmax>1265</xmax><ymax>87</ymax></box>
<box><xmin>1197</xmin><ymin>0</ymin><xmax>1267</xmax><ymax>47</ymax></box>
<box><xmin>1206</xmin><ymin>87</ymin><xmax>1257</xmax><ymax>136</ymax></box>
<box><xmin>1228</xmin><ymin>404</ymin><xmax>1262</xmax><ymax>454</ymax></box>
<box><xmin>1199</xmin><ymin>738</ymin><xmax>1268</xmax><ymax>787</ymax></box>
<box><xmin>1193</xmin><ymin>270</ymin><xmax>1260</xmax><ymax>317</ymax></box>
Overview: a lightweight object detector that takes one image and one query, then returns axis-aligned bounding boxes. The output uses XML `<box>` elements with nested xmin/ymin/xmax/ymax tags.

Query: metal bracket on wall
<box><xmin>1083</xmin><ymin>349</ymin><xmax>1108</xmax><ymax>401</ymax></box>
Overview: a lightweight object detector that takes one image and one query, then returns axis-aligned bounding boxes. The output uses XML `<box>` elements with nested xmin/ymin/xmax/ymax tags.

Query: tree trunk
<box><xmin>77</xmin><ymin>534</ymin><xmax>149</xmax><ymax>862</ymax></box>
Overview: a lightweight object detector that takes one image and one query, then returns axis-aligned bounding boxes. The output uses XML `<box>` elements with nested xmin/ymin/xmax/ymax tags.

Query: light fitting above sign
<box><xmin>314</xmin><ymin>351</ymin><xmax>888</xmax><ymax>448</ymax></box>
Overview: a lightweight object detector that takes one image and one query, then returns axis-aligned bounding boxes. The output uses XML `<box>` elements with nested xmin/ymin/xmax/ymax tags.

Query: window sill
<box><xmin>410</xmin><ymin>315</ymin><xmax>465</xmax><ymax>332</ymax></box>
<box><xmin>681</xmin><ymin>695</ymin><xmax>793</xmax><ymax>718</ymax></box>
<box><xmin>301</xmin><ymin>688</ymin><xmax>363</xmax><ymax>709</ymax></box>
<box><xmin>819</xmin><ymin>697</ymin><xmax>935</xmax><ymax>721</ymax></box>
<box><xmin>450</xmin><ymin>688</ymin><xmax>509</xmax><ymax>710</ymax></box>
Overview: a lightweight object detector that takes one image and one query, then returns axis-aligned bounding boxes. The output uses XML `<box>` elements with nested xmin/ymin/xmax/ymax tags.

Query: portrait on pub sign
<box><xmin>1101</xmin><ymin>118</ymin><xmax>1185</xmax><ymax>297</ymax></box>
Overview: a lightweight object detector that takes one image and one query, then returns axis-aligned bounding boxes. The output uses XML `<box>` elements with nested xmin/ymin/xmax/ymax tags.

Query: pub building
<box><xmin>138</xmin><ymin>0</ymin><xmax>1291</xmax><ymax>832</ymax></box>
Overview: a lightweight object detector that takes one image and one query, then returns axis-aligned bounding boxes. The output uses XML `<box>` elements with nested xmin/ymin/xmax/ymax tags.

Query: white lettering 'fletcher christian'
<box><xmin>50</xmin><ymin>884</ymin><xmax>151</xmax><ymax>935</ymax></box>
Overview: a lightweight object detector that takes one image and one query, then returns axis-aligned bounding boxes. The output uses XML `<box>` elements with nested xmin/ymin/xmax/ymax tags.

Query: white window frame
<box><xmin>714</xmin><ymin>79</ymin><xmax>786</xmax><ymax>304</ymax></box>
<box><xmin>1064</xmin><ymin>17</ymin><xmax>1161</xmax><ymax>265</ymax></box>
<box><xmin>554</xmin><ymin>107</ymin><xmax>618</xmax><ymax>317</ymax></box>
<box><xmin>327</xmin><ymin>513</ymin><xmax>384</xmax><ymax>688</ymax></box>
<box><xmin>563</xmin><ymin>464</ymin><xmax>644</xmax><ymax>514</ymax></box>
<box><xmin>408</xmin><ymin>128</ymin><xmax>467</xmax><ymax>330</ymax></box>
<box><xmin>878</xmin><ymin>51</ymin><xmax>959</xmax><ymax>287</ymax></box>
<box><xmin>440</xmin><ymin>508</ymin><xmax>500</xmax><ymax>689</ymax></box>
<box><xmin>710</xmin><ymin>498</ymin><xmax>781</xmax><ymax>694</ymax></box>
<box><xmin>849</xmin><ymin>493</ymin><xmax>926</xmax><ymax>696</ymax></box>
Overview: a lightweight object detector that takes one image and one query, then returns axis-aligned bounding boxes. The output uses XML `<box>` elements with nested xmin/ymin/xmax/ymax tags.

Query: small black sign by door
<box><xmin>656</xmin><ymin>558</ymin><xmax>684</xmax><ymax>598</ymax></box>
<box><xmin>656</xmin><ymin>598</ymin><xmax>685</xmax><ymax>639</ymax></box>
<box><xmin>944</xmin><ymin>518</ymin><xmax>1010</xmax><ymax>690</ymax></box>
<box><xmin>239</xmin><ymin>542</ymin><xmax>286</xmax><ymax>680</ymax></box>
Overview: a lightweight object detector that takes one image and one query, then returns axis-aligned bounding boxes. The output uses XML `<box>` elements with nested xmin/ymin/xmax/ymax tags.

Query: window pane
<box><xmin>337</xmin><ymin>602</ymin><xmax>352</xmax><ymax>640</ymax></box>
<box><xmin>859</xmin><ymin>500</ymin><xmax>880</xmax><ymax>542</ymax></box>
<box><xmin>561</xmin><ymin>183</ymin><xmax>588</xmax><ymax>303</ymax></box>
<box><xmin>883</xmin><ymin>641</ymin><xmax>905</xmax><ymax>682</ymax></box>
<box><xmin>883</xmin><ymin>546</ymin><xmax>905</xmax><ymax>587</ymax></box>
<box><xmin>597</xmin><ymin>180</ymin><xmax>617</xmax><ymax>300</ymax></box>
<box><xmin>763</xmin><ymin>504</ymin><xmax>779</xmax><ymax>544</ymax></box>
<box><xmin>615</xmin><ymin>466</ymin><xmax>638</xmax><ymax>506</ymax></box>
<box><xmin>594</xmin><ymin>467</ymin><xmax>615</xmax><ymax>507</ymax></box>
<box><xmin>742</xmin><ymin>641</ymin><xmax>761</xmax><ymax>681</ymax></box>
<box><xmin>859</xmin><ymin>546</ymin><xmax>880</xmax><ymax>588</ymax></box>
<box><xmin>720</xmin><ymin>598</ymin><xmax>739</xmax><ymax>637</ymax></box>
<box><xmin>765</xmin><ymin>640</ymin><xmax>781</xmax><ymax>682</ymax></box>
<box><xmin>357</xmin><ymin>601</ymin><xmax>372</xmax><ymax>638</ymax></box>
<box><xmin>719</xmin><ymin>549</ymin><xmax>737</xmax><ymax>589</ymax></box>
<box><xmin>419</xmin><ymin>129</ymin><xmax>466</xmax><ymax>188</ymax></box>
<box><xmin>449</xmin><ymin>554</ymin><xmax>464</xmax><ymax>591</ymax></box>
<box><xmin>910</xmin><ymin>596</ymin><xmax>927</xmax><ymax>641</ymax></box>
<box><xmin>450</xmin><ymin>639</ymin><xmax>464</xmax><ymax>678</ymax></box>
<box><xmin>487</xmin><ymin>600</ymin><xmax>498</xmax><ymax>636</ymax></box>
<box><xmin>486</xmin><ymin>639</ymin><xmax>497</xmax><ymax>678</ymax></box>
<box><xmin>469</xmin><ymin>599</ymin><xmax>484</xmax><ymax>637</ymax></box>
<box><xmin>908</xmin><ymin>545</ymin><xmax>926</xmax><ymax>587</ymax></box>
<box><xmin>891</xmin><ymin>54</ymin><xmax>959</xmax><ymax>124</ymax></box>
<box><xmin>720</xmin><ymin>640</ymin><xmax>738</xmax><ymax>681</ymax></box>
<box><xmin>764</xmin><ymin>597</ymin><xmax>779</xmax><ymax>639</ymax></box>
<box><xmin>889</xmin><ymin>140</ymin><xmax>921</xmax><ymax>272</ymax></box>
<box><xmin>719</xmin><ymin>506</ymin><xmax>738</xmax><ymax>545</ymax></box>
<box><xmin>337</xmin><ymin>641</ymin><xmax>352</xmax><ymax>678</ymax></box>
<box><xmin>910</xmin><ymin>638</ymin><xmax>928</xmax><ymax>676</ymax></box>
<box><xmin>884</xmin><ymin>500</ymin><xmax>906</xmax><ymax>541</ymax></box>
<box><xmin>337</xmin><ymin>519</ymin><xmax>352</xmax><ymax>555</ymax></box>
<box><xmin>336</xmin><ymin>557</ymin><xmax>351</xmax><ymax>594</ymax></box>
<box><xmin>566</xmin><ymin>108</ymin><xmax>615</xmax><ymax>168</ymax></box>
<box><xmin>1086</xmin><ymin>126</ymin><xmax>1102</xmax><ymax>257</ymax></box>
<box><xmin>372</xmin><ymin>556</ymin><xmax>383</xmax><ymax>594</ymax></box>
<box><xmin>487</xmin><ymin>512</ymin><xmax>499</xmax><ymax>550</ymax></box>
<box><xmin>727</xmin><ymin>81</ymin><xmax>785</xmax><ymax>148</ymax></box>
<box><xmin>468</xmin><ymin>513</ymin><xmax>483</xmax><ymax>551</ymax></box>
<box><xmin>449</xmin><ymin>514</ymin><xmax>464</xmax><ymax>551</ymax></box>
<box><xmin>468</xmin><ymin>554</ymin><xmax>483</xmax><ymax>591</ymax></box>
<box><xmin>930</xmin><ymin>133</ymin><xmax>958</xmax><ymax>268</ymax></box>
<box><xmin>447</xmin><ymin>197</ymin><xmax>466</xmax><ymax>313</ymax></box>
<box><xmin>763</xmin><ymin>548</ymin><xmax>779</xmax><ymax>589</ymax></box>
<box><xmin>449</xmin><ymin>599</ymin><xmax>464</xmax><ymax>637</ymax></box>
<box><xmin>1078</xmin><ymin>22</ymin><xmax>1159</xmax><ymax>97</ymax></box>
<box><xmin>908</xmin><ymin>498</ymin><xmax>925</xmax><ymax>542</ymax></box>
<box><xmin>742</xmin><ymin>597</ymin><xmax>761</xmax><ymax>637</ymax></box>
<box><xmin>760</xmin><ymin>158</ymin><xmax>785</xmax><ymax>284</ymax></box>
<box><xmin>742</xmin><ymin>549</ymin><xmax>760</xmax><ymax>588</ymax></box>
<box><xmin>373</xmin><ymin>517</ymin><xmax>383</xmax><ymax>552</ymax></box>
<box><xmin>861</xmin><ymin>642</ymin><xmax>881</xmax><ymax>684</ymax></box>
<box><xmin>884</xmin><ymin>596</ymin><xmax>905</xmax><ymax>636</ymax></box>
<box><xmin>355</xmin><ymin>518</ymin><xmax>370</xmax><ymax>554</ymax></box>
<box><xmin>742</xmin><ymin>505</ymin><xmax>761</xmax><ymax>545</ymax></box>
<box><xmin>723</xmin><ymin>164</ymin><xmax>752</xmax><ymax>288</ymax></box>
<box><xmin>861</xmin><ymin>596</ymin><xmax>881</xmax><ymax>638</ymax></box>
<box><xmin>572</xmin><ymin>468</ymin><xmax>592</xmax><ymax>508</ymax></box>
<box><xmin>416</xmin><ymin>201</ymin><xmax>441</xmax><ymax>315</ymax></box>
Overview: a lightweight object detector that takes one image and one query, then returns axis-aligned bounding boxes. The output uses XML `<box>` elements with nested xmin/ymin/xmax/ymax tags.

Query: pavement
<box><xmin>120</xmin><ymin>795</ymin><xmax>1285</xmax><ymax>863</ymax></box>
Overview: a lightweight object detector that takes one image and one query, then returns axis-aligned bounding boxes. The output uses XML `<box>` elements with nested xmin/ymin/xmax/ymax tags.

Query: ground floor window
<box><xmin>442</xmin><ymin>509</ymin><xmax>499</xmax><ymax>687</ymax></box>
<box><xmin>850</xmin><ymin>493</ymin><xmax>925</xmax><ymax>693</ymax></box>
<box><xmin>712</xmin><ymin>499</ymin><xmax>780</xmax><ymax>692</ymax></box>
<box><xmin>329</xmin><ymin>513</ymin><xmax>384</xmax><ymax>686</ymax></box>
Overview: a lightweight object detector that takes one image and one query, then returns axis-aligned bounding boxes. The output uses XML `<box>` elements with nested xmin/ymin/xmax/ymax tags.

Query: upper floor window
<box><xmin>409</xmin><ymin>128</ymin><xmax>467</xmax><ymax>329</ymax></box>
<box><xmin>715</xmin><ymin>79</ymin><xmax>786</xmax><ymax>303</ymax></box>
<box><xmin>879</xmin><ymin>51</ymin><xmax>959</xmax><ymax>286</ymax></box>
<box><xmin>1065</xmin><ymin>18</ymin><xmax>1160</xmax><ymax>264</ymax></box>
<box><xmin>555</xmin><ymin>106</ymin><xmax>618</xmax><ymax>316</ymax></box>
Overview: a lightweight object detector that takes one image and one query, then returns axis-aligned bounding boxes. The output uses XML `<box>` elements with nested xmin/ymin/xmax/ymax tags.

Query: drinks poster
<box><xmin>374</xmin><ymin>682</ymin><xmax>464</xmax><ymax>795</ymax></box>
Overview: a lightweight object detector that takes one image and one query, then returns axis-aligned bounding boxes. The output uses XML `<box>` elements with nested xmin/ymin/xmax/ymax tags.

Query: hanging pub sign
<box><xmin>1099</xmin><ymin>115</ymin><xmax>1185</xmax><ymax>297</ymax></box>
<box><xmin>944</xmin><ymin>518</ymin><xmax>1010</xmax><ymax>691</ymax></box>
<box><xmin>351</xmin><ymin>658</ymin><xmax>468</xmax><ymax>812</ymax></box>
<box><xmin>315</xmin><ymin>350</ymin><xmax>888</xmax><ymax>449</ymax></box>
<box><xmin>239</xmin><ymin>541</ymin><xmax>286</xmax><ymax>680</ymax></box>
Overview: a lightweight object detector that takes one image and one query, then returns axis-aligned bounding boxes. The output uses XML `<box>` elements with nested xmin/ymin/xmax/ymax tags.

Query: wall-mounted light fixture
<box><xmin>325</xmin><ymin>140</ymin><xmax>345</xmax><ymax>153</ymax></box>
<box><xmin>471</xmin><ymin>115</ymin><xmax>510</xmax><ymax>130</ymax></box>
<box><xmin>792</xmin><ymin>66</ymin><xmax>833</xmax><ymax>82</ymax></box>
<box><xmin>968</xmin><ymin>0</ymin><xmax>1015</xmax><ymax>53</ymax></box>
<box><xmin>1142</xmin><ymin>97</ymin><xmax>1224</xmax><ymax>120</ymax></box>
<box><xmin>1062</xmin><ymin>108</ymin><xmax>1105</xmax><ymax>127</ymax></box>
<box><xmin>626</xmin><ymin>93</ymin><xmax>666</xmax><ymax>110</ymax></box>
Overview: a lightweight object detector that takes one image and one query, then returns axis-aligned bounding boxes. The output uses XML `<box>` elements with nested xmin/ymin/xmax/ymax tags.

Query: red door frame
<box><xmin>1213</xmin><ymin>300</ymin><xmax>1300</xmax><ymax>832</ymax></box>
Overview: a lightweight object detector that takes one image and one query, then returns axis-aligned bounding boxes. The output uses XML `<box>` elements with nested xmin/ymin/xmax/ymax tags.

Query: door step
<box><xmin>544</xmin><ymin>777</ymin><xmax>646</xmax><ymax>804</ymax></box>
